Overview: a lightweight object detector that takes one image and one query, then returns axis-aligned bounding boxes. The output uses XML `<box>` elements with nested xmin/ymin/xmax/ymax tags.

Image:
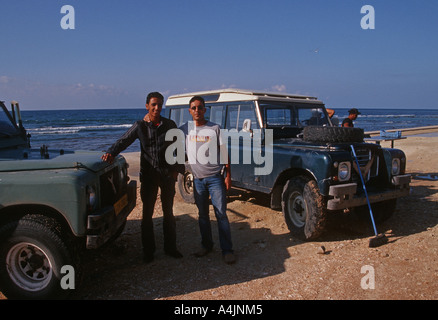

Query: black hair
<box><xmin>146</xmin><ymin>92</ymin><xmax>164</xmax><ymax>105</ymax></box>
<box><xmin>189</xmin><ymin>95</ymin><xmax>205</xmax><ymax>107</ymax></box>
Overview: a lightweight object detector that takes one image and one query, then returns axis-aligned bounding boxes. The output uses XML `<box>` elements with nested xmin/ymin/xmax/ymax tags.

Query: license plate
<box><xmin>114</xmin><ymin>194</ymin><xmax>128</xmax><ymax>216</ymax></box>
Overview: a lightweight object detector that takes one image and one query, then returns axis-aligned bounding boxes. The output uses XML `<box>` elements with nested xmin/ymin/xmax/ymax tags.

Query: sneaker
<box><xmin>223</xmin><ymin>252</ymin><xmax>236</xmax><ymax>265</ymax></box>
<box><xmin>193</xmin><ymin>247</ymin><xmax>212</xmax><ymax>258</ymax></box>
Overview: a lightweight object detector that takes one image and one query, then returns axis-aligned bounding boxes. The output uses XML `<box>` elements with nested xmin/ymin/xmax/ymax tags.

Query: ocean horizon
<box><xmin>20</xmin><ymin>108</ymin><xmax>438</xmax><ymax>152</ymax></box>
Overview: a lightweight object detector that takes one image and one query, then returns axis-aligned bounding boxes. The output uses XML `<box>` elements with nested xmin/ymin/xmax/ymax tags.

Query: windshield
<box><xmin>260</xmin><ymin>103</ymin><xmax>329</xmax><ymax>127</ymax></box>
<box><xmin>0</xmin><ymin>103</ymin><xmax>20</xmax><ymax>136</ymax></box>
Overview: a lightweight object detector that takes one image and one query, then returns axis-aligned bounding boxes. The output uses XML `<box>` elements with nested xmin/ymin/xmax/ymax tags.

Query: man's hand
<box><xmin>224</xmin><ymin>165</ymin><xmax>232</xmax><ymax>191</ymax></box>
<box><xmin>224</xmin><ymin>174</ymin><xmax>232</xmax><ymax>191</ymax></box>
<box><xmin>101</xmin><ymin>153</ymin><xmax>114</xmax><ymax>164</ymax></box>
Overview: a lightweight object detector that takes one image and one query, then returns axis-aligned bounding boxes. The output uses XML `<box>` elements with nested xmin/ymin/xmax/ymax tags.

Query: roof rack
<box><xmin>166</xmin><ymin>89</ymin><xmax>320</xmax><ymax>105</ymax></box>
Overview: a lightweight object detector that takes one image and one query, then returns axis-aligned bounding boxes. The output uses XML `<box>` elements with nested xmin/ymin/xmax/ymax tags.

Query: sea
<box><xmin>20</xmin><ymin>108</ymin><xmax>438</xmax><ymax>152</ymax></box>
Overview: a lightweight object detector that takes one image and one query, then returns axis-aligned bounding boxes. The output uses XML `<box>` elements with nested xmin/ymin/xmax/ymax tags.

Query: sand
<box><xmin>1</xmin><ymin>128</ymin><xmax>437</xmax><ymax>300</ymax></box>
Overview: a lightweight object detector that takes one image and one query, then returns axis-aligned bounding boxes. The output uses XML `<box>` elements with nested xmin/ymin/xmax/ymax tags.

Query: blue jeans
<box><xmin>193</xmin><ymin>174</ymin><xmax>233</xmax><ymax>255</ymax></box>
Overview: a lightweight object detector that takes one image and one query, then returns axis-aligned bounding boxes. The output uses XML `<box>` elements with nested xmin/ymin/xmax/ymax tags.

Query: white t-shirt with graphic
<box><xmin>180</xmin><ymin>121</ymin><xmax>227</xmax><ymax>179</ymax></box>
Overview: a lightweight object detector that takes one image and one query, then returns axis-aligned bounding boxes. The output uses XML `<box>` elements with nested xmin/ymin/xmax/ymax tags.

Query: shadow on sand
<box><xmin>73</xmin><ymin>175</ymin><xmax>437</xmax><ymax>299</ymax></box>
<box><xmin>74</xmin><ymin>206</ymin><xmax>293</xmax><ymax>299</ymax></box>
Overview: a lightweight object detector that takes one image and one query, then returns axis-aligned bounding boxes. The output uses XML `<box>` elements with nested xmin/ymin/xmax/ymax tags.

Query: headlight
<box><xmin>86</xmin><ymin>185</ymin><xmax>97</xmax><ymax>211</ymax></box>
<box><xmin>120</xmin><ymin>164</ymin><xmax>129</xmax><ymax>183</ymax></box>
<box><xmin>391</xmin><ymin>158</ymin><xmax>401</xmax><ymax>175</ymax></box>
<box><xmin>338</xmin><ymin>162</ymin><xmax>351</xmax><ymax>181</ymax></box>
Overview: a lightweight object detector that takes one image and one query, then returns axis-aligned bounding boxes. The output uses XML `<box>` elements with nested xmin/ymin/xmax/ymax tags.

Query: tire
<box><xmin>0</xmin><ymin>217</ymin><xmax>76</xmax><ymax>299</ymax></box>
<box><xmin>177</xmin><ymin>169</ymin><xmax>195</xmax><ymax>204</ymax></box>
<box><xmin>282</xmin><ymin>176</ymin><xmax>327</xmax><ymax>240</ymax></box>
<box><xmin>303</xmin><ymin>126</ymin><xmax>364</xmax><ymax>143</ymax></box>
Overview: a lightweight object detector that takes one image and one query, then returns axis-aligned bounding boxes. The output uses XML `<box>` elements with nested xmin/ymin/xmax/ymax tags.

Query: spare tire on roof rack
<box><xmin>303</xmin><ymin>126</ymin><xmax>364</xmax><ymax>143</ymax></box>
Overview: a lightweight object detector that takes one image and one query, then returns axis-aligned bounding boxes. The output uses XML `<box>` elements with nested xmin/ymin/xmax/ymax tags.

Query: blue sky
<box><xmin>1</xmin><ymin>0</ymin><xmax>437</xmax><ymax>110</ymax></box>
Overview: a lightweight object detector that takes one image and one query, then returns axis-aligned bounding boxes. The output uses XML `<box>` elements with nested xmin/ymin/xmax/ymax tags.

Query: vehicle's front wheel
<box><xmin>282</xmin><ymin>176</ymin><xmax>327</xmax><ymax>240</ymax></box>
<box><xmin>0</xmin><ymin>216</ymin><xmax>75</xmax><ymax>299</ymax></box>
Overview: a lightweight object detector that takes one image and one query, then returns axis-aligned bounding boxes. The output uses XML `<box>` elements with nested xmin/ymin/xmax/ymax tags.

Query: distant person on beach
<box><xmin>101</xmin><ymin>91</ymin><xmax>183</xmax><ymax>263</ymax></box>
<box><xmin>180</xmin><ymin>96</ymin><xmax>236</xmax><ymax>264</ymax></box>
<box><xmin>342</xmin><ymin>108</ymin><xmax>361</xmax><ymax>128</ymax></box>
<box><xmin>326</xmin><ymin>108</ymin><xmax>335</xmax><ymax>119</ymax></box>
<box><xmin>326</xmin><ymin>108</ymin><xmax>340</xmax><ymax>126</ymax></box>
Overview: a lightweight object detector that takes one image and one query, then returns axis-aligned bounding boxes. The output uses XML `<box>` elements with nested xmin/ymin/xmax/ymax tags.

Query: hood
<box><xmin>0</xmin><ymin>148</ymin><xmax>110</xmax><ymax>172</ymax></box>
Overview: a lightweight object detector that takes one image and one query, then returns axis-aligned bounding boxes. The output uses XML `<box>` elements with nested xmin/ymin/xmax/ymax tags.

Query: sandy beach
<box><xmin>1</xmin><ymin>128</ymin><xmax>437</xmax><ymax>301</ymax></box>
<box><xmin>72</xmin><ymin>127</ymin><xmax>438</xmax><ymax>300</ymax></box>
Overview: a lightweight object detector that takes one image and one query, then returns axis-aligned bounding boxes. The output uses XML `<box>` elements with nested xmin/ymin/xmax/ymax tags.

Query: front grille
<box><xmin>99</xmin><ymin>166</ymin><xmax>125</xmax><ymax>208</ymax></box>
<box><xmin>351</xmin><ymin>147</ymin><xmax>379</xmax><ymax>182</ymax></box>
<box><xmin>353</xmin><ymin>148</ymin><xmax>371</xmax><ymax>167</ymax></box>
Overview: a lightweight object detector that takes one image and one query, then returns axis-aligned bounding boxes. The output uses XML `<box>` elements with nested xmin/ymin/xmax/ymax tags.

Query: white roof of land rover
<box><xmin>165</xmin><ymin>89</ymin><xmax>324</xmax><ymax>106</ymax></box>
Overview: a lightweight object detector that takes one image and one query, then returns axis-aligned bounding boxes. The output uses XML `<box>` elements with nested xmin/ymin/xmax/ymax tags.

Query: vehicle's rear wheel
<box><xmin>0</xmin><ymin>216</ymin><xmax>75</xmax><ymax>299</ymax></box>
<box><xmin>282</xmin><ymin>176</ymin><xmax>327</xmax><ymax>240</ymax></box>
<box><xmin>177</xmin><ymin>170</ymin><xmax>195</xmax><ymax>204</ymax></box>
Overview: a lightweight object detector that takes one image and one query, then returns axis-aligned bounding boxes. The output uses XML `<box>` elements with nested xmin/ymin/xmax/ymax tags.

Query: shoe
<box><xmin>193</xmin><ymin>247</ymin><xmax>212</xmax><ymax>258</ymax></box>
<box><xmin>223</xmin><ymin>253</ymin><xmax>236</xmax><ymax>265</ymax></box>
<box><xmin>165</xmin><ymin>249</ymin><xmax>183</xmax><ymax>259</ymax></box>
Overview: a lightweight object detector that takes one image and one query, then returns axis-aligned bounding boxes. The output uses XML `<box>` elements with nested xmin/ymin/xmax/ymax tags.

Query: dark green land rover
<box><xmin>164</xmin><ymin>89</ymin><xmax>410</xmax><ymax>241</ymax></box>
<box><xmin>0</xmin><ymin>101</ymin><xmax>137</xmax><ymax>299</ymax></box>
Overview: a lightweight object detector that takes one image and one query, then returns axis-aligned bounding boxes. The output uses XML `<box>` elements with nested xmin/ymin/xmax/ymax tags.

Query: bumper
<box><xmin>86</xmin><ymin>180</ymin><xmax>137</xmax><ymax>249</ymax></box>
<box><xmin>327</xmin><ymin>174</ymin><xmax>411</xmax><ymax>211</ymax></box>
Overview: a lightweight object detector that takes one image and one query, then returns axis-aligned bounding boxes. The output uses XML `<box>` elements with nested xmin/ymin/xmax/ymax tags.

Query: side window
<box><xmin>226</xmin><ymin>105</ymin><xmax>239</xmax><ymax>130</ymax></box>
<box><xmin>182</xmin><ymin>108</ymin><xmax>192</xmax><ymax>125</ymax></box>
<box><xmin>203</xmin><ymin>107</ymin><xmax>211</xmax><ymax>123</ymax></box>
<box><xmin>239</xmin><ymin>105</ymin><xmax>259</xmax><ymax>130</ymax></box>
<box><xmin>297</xmin><ymin>108</ymin><xmax>328</xmax><ymax>126</ymax></box>
<box><xmin>225</xmin><ymin>104</ymin><xmax>259</xmax><ymax>130</ymax></box>
<box><xmin>208</xmin><ymin>105</ymin><xmax>224</xmax><ymax>126</ymax></box>
<box><xmin>168</xmin><ymin>107</ymin><xmax>196</xmax><ymax>127</ymax></box>
<box><xmin>265</xmin><ymin>108</ymin><xmax>294</xmax><ymax>126</ymax></box>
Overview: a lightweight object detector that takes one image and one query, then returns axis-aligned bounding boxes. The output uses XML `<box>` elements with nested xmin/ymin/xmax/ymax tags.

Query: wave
<box><xmin>359</xmin><ymin>114</ymin><xmax>416</xmax><ymax>118</ymax></box>
<box><xmin>27</xmin><ymin>124</ymin><xmax>132</xmax><ymax>135</ymax></box>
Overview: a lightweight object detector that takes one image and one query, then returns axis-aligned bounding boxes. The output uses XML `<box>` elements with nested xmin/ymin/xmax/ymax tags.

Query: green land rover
<box><xmin>0</xmin><ymin>100</ymin><xmax>137</xmax><ymax>299</ymax></box>
<box><xmin>164</xmin><ymin>89</ymin><xmax>411</xmax><ymax>242</ymax></box>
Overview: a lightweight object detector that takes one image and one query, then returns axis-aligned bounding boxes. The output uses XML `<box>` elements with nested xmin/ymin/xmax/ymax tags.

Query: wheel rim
<box><xmin>184</xmin><ymin>172</ymin><xmax>194</xmax><ymax>195</ymax></box>
<box><xmin>286</xmin><ymin>191</ymin><xmax>307</xmax><ymax>228</ymax></box>
<box><xmin>6</xmin><ymin>242</ymin><xmax>53</xmax><ymax>292</ymax></box>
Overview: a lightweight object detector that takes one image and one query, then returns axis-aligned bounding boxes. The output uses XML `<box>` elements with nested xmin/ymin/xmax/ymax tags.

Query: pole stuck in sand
<box><xmin>350</xmin><ymin>145</ymin><xmax>389</xmax><ymax>248</ymax></box>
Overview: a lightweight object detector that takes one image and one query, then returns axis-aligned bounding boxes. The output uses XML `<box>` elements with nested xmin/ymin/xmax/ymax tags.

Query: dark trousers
<box><xmin>140</xmin><ymin>172</ymin><xmax>177</xmax><ymax>256</ymax></box>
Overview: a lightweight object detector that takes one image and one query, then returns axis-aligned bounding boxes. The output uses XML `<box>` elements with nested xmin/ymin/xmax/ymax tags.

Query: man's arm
<box><xmin>102</xmin><ymin>122</ymin><xmax>139</xmax><ymax>163</ymax></box>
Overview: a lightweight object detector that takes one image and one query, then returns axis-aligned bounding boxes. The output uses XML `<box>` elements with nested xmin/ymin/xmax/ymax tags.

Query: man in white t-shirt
<box><xmin>180</xmin><ymin>96</ymin><xmax>235</xmax><ymax>264</ymax></box>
